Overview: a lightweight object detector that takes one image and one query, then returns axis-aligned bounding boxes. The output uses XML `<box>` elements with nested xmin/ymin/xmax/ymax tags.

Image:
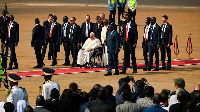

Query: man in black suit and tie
<box><xmin>160</xmin><ymin>15</ymin><xmax>173</xmax><ymax>70</ymax></box>
<box><xmin>93</xmin><ymin>16</ymin><xmax>103</xmax><ymax>41</ymax></box>
<box><xmin>42</xmin><ymin>14</ymin><xmax>53</xmax><ymax>61</ymax></box>
<box><xmin>104</xmin><ymin>23</ymin><xmax>120</xmax><ymax>76</ymax></box>
<box><xmin>34</xmin><ymin>95</ymin><xmax>50</xmax><ymax>112</ymax></box>
<box><xmin>120</xmin><ymin>15</ymin><xmax>138</xmax><ymax>74</ymax></box>
<box><xmin>31</xmin><ymin>18</ymin><xmax>45</xmax><ymax>68</ymax></box>
<box><xmin>142</xmin><ymin>17</ymin><xmax>151</xmax><ymax>70</ymax></box>
<box><xmin>81</xmin><ymin>15</ymin><xmax>93</xmax><ymax>45</ymax></box>
<box><xmin>6</xmin><ymin>15</ymin><xmax>19</xmax><ymax>70</ymax></box>
<box><xmin>144</xmin><ymin>17</ymin><xmax>161</xmax><ymax>71</ymax></box>
<box><xmin>0</xmin><ymin>10</ymin><xmax>10</xmax><ymax>54</ymax></box>
<box><xmin>69</xmin><ymin>17</ymin><xmax>81</xmax><ymax>67</ymax></box>
<box><xmin>61</xmin><ymin>16</ymin><xmax>71</xmax><ymax>66</ymax></box>
<box><xmin>49</xmin><ymin>15</ymin><xmax>61</xmax><ymax>66</ymax></box>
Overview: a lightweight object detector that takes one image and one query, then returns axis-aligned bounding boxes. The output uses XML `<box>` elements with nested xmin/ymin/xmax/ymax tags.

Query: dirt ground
<box><xmin>0</xmin><ymin>3</ymin><xmax>200</xmax><ymax>106</ymax></box>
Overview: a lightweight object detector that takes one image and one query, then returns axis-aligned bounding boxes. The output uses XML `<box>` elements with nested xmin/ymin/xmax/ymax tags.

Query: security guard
<box><xmin>117</xmin><ymin>0</ymin><xmax>126</xmax><ymax>25</ymax></box>
<box><xmin>127</xmin><ymin>0</ymin><xmax>137</xmax><ymax>22</ymax></box>
<box><xmin>108</xmin><ymin>0</ymin><xmax>117</xmax><ymax>24</ymax></box>
<box><xmin>6</xmin><ymin>74</ymin><xmax>27</xmax><ymax>112</ymax></box>
<box><xmin>40</xmin><ymin>68</ymin><xmax>60</xmax><ymax>100</ymax></box>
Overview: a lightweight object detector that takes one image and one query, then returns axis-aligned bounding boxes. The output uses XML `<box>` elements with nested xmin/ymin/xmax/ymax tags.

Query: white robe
<box><xmin>7</xmin><ymin>86</ymin><xmax>25</xmax><ymax>111</ymax></box>
<box><xmin>101</xmin><ymin>26</ymin><xmax>108</xmax><ymax>66</ymax></box>
<box><xmin>42</xmin><ymin>81</ymin><xmax>60</xmax><ymax>100</ymax></box>
<box><xmin>77</xmin><ymin>38</ymin><xmax>101</xmax><ymax>65</ymax></box>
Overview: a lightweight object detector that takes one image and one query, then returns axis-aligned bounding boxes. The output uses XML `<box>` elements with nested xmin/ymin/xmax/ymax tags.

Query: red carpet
<box><xmin>7</xmin><ymin>59</ymin><xmax>200</xmax><ymax>77</ymax></box>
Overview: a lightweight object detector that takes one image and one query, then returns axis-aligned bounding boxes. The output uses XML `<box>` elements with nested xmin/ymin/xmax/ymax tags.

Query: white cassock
<box><xmin>101</xmin><ymin>26</ymin><xmax>108</xmax><ymax>66</ymax></box>
<box><xmin>42</xmin><ymin>81</ymin><xmax>60</xmax><ymax>100</ymax></box>
<box><xmin>77</xmin><ymin>38</ymin><xmax>101</xmax><ymax>65</ymax></box>
<box><xmin>7</xmin><ymin>86</ymin><xmax>26</xmax><ymax>112</ymax></box>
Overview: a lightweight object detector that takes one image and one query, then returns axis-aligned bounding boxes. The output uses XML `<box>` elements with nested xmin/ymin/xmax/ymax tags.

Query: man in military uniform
<box><xmin>6</xmin><ymin>15</ymin><xmax>19</xmax><ymax>70</ymax></box>
<box><xmin>0</xmin><ymin>10</ymin><xmax>10</xmax><ymax>54</ymax></box>
<box><xmin>40</xmin><ymin>68</ymin><xmax>60</xmax><ymax>100</ymax></box>
<box><xmin>6</xmin><ymin>74</ymin><xmax>26</xmax><ymax>112</ymax></box>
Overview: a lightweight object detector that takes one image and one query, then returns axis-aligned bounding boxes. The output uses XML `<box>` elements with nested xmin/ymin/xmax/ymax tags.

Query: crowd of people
<box><xmin>0</xmin><ymin>68</ymin><xmax>199</xmax><ymax>112</ymax></box>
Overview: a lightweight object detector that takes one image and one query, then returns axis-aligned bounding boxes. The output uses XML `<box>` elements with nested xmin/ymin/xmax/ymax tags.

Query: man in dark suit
<box><xmin>49</xmin><ymin>15</ymin><xmax>61</xmax><ymax>66</ymax></box>
<box><xmin>81</xmin><ymin>15</ymin><xmax>93</xmax><ymax>45</ymax></box>
<box><xmin>69</xmin><ymin>17</ymin><xmax>81</xmax><ymax>67</ymax></box>
<box><xmin>144</xmin><ymin>17</ymin><xmax>161</xmax><ymax>71</ymax></box>
<box><xmin>42</xmin><ymin>14</ymin><xmax>53</xmax><ymax>61</ymax></box>
<box><xmin>93</xmin><ymin>16</ymin><xmax>103</xmax><ymax>41</ymax></box>
<box><xmin>61</xmin><ymin>16</ymin><xmax>70</xmax><ymax>66</ymax></box>
<box><xmin>34</xmin><ymin>95</ymin><xmax>50</xmax><ymax>112</ymax></box>
<box><xmin>160</xmin><ymin>15</ymin><xmax>173</xmax><ymax>70</ymax></box>
<box><xmin>105</xmin><ymin>23</ymin><xmax>120</xmax><ymax>76</ymax></box>
<box><xmin>6</xmin><ymin>15</ymin><xmax>19</xmax><ymax>70</ymax></box>
<box><xmin>142</xmin><ymin>17</ymin><xmax>151</xmax><ymax>70</ymax></box>
<box><xmin>89</xmin><ymin>90</ymin><xmax>115</xmax><ymax>112</ymax></box>
<box><xmin>120</xmin><ymin>15</ymin><xmax>138</xmax><ymax>74</ymax></box>
<box><xmin>0</xmin><ymin>10</ymin><xmax>10</xmax><ymax>54</ymax></box>
<box><xmin>31</xmin><ymin>18</ymin><xmax>45</xmax><ymax>68</ymax></box>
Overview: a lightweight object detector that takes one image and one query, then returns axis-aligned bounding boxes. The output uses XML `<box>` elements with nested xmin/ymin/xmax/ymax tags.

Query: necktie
<box><xmin>85</xmin><ymin>23</ymin><xmax>88</xmax><ymax>37</ymax></box>
<box><xmin>50</xmin><ymin>23</ymin><xmax>54</xmax><ymax>37</ymax></box>
<box><xmin>125</xmin><ymin>24</ymin><xmax>128</xmax><ymax>41</ymax></box>
<box><xmin>144</xmin><ymin>25</ymin><xmax>148</xmax><ymax>41</ymax></box>
<box><xmin>4</xmin><ymin>17</ymin><xmax>6</xmax><ymax>21</ymax></box>
<box><xmin>7</xmin><ymin>22</ymin><xmax>11</xmax><ymax>38</ymax></box>
<box><xmin>70</xmin><ymin>25</ymin><xmax>74</xmax><ymax>39</ymax></box>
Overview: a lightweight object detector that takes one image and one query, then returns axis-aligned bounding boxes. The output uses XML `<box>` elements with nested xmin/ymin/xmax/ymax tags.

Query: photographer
<box><xmin>115</xmin><ymin>76</ymin><xmax>139</xmax><ymax>105</ymax></box>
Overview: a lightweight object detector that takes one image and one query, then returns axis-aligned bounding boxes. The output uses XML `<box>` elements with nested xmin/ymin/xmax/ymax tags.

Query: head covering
<box><xmin>43</xmin><ymin>68</ymin><xmax>55</xmax><ymax>76</ymax></box>
<box><xmin>8</xmin><ymin>74</ymin><xmax>21</xmax><ymax>82</ymax></box>
<box><xmin>17</xmin><ymin>100</ymin><xmax>28</xmax><ymax>112</ymax></box>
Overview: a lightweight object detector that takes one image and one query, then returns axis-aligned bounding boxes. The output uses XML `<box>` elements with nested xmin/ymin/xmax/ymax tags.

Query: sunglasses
<box><xmin>70</xmin><ymin>20</ymin><xmax>74</xmax><ymax>21</ymax></box>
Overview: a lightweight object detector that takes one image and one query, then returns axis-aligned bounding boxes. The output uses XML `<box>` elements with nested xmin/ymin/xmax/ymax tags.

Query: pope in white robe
<box><xmin>77</xmin><ymin>32</ymin><xmax>101</xmax><ymax>65</ymax></box>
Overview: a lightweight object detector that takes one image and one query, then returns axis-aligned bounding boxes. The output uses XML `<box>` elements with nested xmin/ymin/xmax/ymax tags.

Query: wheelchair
<box><xmin>84</xmin><ymin>47</ymin><xmax>103</xmax><ymax>68</ymax></box>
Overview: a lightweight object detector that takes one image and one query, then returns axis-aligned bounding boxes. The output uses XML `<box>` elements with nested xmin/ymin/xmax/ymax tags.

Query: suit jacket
<box><xmin>61</xmin><ymin>22</ymin><xmax>70</xmax><ymax>43</ymax></box>
<box><xmin>144</xmin><ymin>105</ymin><xmax>167</xmax><ymax>112</ymax></box>
<box><xmin>0</xmin><ymin>16</ymin><xmax>10</xmax><ymax>36</ymax></box>
<box><xmin>121</xmin><ymin>21</ymin><xmax>138</xmax><ymax>45</ymax></box>
<box><xmin>89</xmin><ymin>100</ymin><xmax>115</xmax><ymax>112</ymax></box>
<box><xmin>43</xmin><ymin>20</ymin><xmax>51</xmax><ymax>40</ymax></box>
<box><xmin>7</xmin><ymin>21</ymin><xmax>19</xmax><ymax>43</ymax></box>
<box><xmin>81</xmin><ymin>22</ymin><xmax>93</xmax><ymax>43</ymax></box>
<box><xmin>106</xmin><ymin>30</ymin><xmax>120</xmax><ymax>53</ymax></box>
<box><xmin>161</xmin><ymin>22</ymin><xmax>172</xmax><ymax>45</ymax></box>
<box><xmin>34</xmin><ymin>107</ymin><xmax>50</xmax><ymax>112</ymax></box>
<box><xmin>93</xmin><ymin>23</ymin><xmax>103</xmax><ymax>41</ymax></box>
<box><xmin>31</xmin><ymin>24</ymin><xmax>45</xmax><ymax>47</ymax></box>
<box><xmin>149</xmin><ymin>23</ymin><xmax>161</xmax><ymax>46</ymax></box>
<box><xmin>69</xmin><ymin>23</ymin><xmax>81</xmax><ymax>44</ymax></box>
<box><xmin>49</xmin><ymin>22</ymin><xmax>61</xmax><ymax>43</ymax></box>
<box><xmin>169</xmin><ymin>103</ymin><xmax>186</xmax><ymax>112</ymax></box>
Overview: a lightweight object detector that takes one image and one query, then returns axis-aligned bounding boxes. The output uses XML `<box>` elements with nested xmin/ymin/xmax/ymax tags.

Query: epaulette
<box><xmin>5</xmin><ymin>88</ymin><xmax>11</xmax><ymax>97</ymax></box>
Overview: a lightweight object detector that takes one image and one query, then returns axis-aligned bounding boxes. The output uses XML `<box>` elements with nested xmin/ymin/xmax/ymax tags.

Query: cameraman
<box><xmin>115</xmin><ymin>76</ymin><xmax>139</xmax><ymax>105</ymax></box>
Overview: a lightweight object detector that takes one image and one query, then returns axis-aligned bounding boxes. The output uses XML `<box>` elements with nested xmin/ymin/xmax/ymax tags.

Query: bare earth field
<box><xmin>0</xmin><ymin>3</ymin><xmax>200</xmax><ymax>106</ymax></box>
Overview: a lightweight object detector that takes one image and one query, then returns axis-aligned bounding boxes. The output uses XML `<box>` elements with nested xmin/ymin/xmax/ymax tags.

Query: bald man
<box><xmin>77</xmin><ymin>32</ymin><xmax>101</xmax><ymax>66</ymax></box>
<box><xmin>34</xmin><ymin>95</ymin><xmax>50</xmax><ymax>112</ymax></box>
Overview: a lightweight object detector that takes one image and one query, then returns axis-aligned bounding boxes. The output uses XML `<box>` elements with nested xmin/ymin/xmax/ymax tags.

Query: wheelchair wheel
<box><xmin>94</xmin><ymin>52</ymin><xmax>102</xmax><ymax>68</ymax></box>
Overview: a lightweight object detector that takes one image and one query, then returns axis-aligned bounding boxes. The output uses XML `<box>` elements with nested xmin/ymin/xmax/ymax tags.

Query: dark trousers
<box><xmin>63</xmin><ymin>44</ymin><xmax>70</xmax><ymax>64</ymax></box>
<box><xmin>118</xmin><ymin>6</ymin><xmax>125</xmax><ymax>24</ymax></box>
<box><xmin>107</xmin><ymin>52</ymin><xmax>119</xmax><ymax>74</ymax></box>
<box><xmin>109</xmin><ymin>8</ymin><xmax>116</xmax><ymax>24</ymax></box>
<box><xmin>9</xmin><ymin>42</ymin><xmax>18</xmax><ymax>67</ymax></box>
<box><xmin>147</xmin><ymin>42</ymin><xmax>159</xmax><ymax>69</ymax></box>
<box><xmin>123</xmin><ymin>44</ymin><xmax>137</xmax><ymax>71</ymax></box>
<box><xmin>34</xmin><ymin>46</ymin><xmax>43</xmax><ymax>66</ymax></box>
<box><xmin>143</xmin><ymin>42</ymin><xmax>149</xmax><ymax>67</ymax></box>
<box><xmin>160</xmin><ymin>43</ymin><xmax>171</xmax><ymax>68</ymax></box>
<box><xmin>70</xmin><ymin>43</ymin><xmax>78</xmax><ymax>65</ymax></box>
<box><xmin>42</xmin><ymin>38</ymin><xmax>52</xmax><ymax>60</ymax></box>
<box><xmin>128</xmin><ymin>9</ymin><xmax>136</xmax><ymax>23</ymax></box>
<box><xmin>52</xmin><ymin>43</ymin><xmax>57</xmax><ymax>64</ymax></box>
<box><xmin>1</xmin><ymin>34</ymin><xmax>6</xmax><ymax>53</ymax></box>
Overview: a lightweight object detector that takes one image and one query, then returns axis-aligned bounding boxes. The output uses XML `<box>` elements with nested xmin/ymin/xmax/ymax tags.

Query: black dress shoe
<box><xmin>143</xmin><ymin>67</ymin><xmax>151</xmax><ymax>71</ymax></box>
<box><xmin>7</xmin><ymin>67</ymin><xmax>12</xmax><ymax>70</ymax></box>
<box><xmin>153</xmin><ymin>68</ymin><xmax>159</xmax><ymax>71</ymax></box>
<box><xmin>104</xmin><ymin>72</ymin><xmax>112</xmax><ymax>76</ymax></box>
<box><xmin>132</xmin><ymin>70</ymin><xmax>137</xmax><ymax>73</ymax></box>
<box><xmin>62</xmin><ymin>63</ymin><xmax>70</xmax><ymax>66</ymax></box>
<box><xmin>119</xmin><ymin>71</ymin><xmax>126</xmax><ymax>74</ymax></box>
<box><xmin>13</xmin><ymin>66</ymin><xmax>18</xmax><ymax>69</ymax></box>
<box><xmin>50</xmin><ymin>63</ymin><xmax>57</xmax><ymax>66</ymax></box>
<box><xmin>159</xmin><ymin>67</ymin><xmax>166</xmax><ymax>70</ymax></box>
<box><xmin>113</xmin><ymin>73</ymin><xmax>119</xmax><ymax>75</ymax></box>
<box><xmin>166</xmin><ymin>67</ymin><xmax>171</xmax><ymax>70</ymax></box>
<box><xmin>33</xmin><ymin>65</ymin><xmax>42</xmax><ymax>68</ymax></box>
